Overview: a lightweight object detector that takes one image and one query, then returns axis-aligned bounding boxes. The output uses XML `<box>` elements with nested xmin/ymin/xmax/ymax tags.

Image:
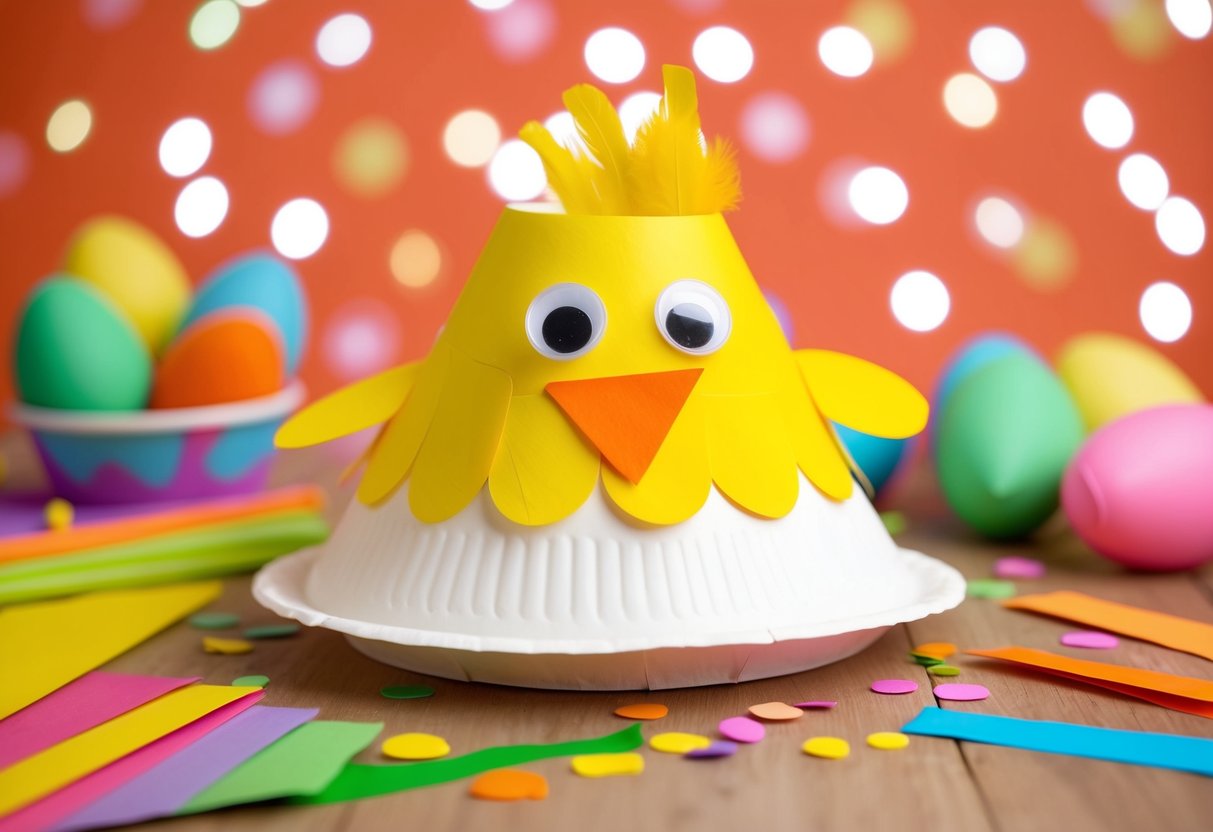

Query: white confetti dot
<box><xmin>1118</xmin><ymin>153</ymin><xmax>1169</xmax><ymax>211</ymax></box>
<box><xmin>174</xmin><ymin>176</ymin><xmax>229</xmax><ymax>238</ymax></box>
<box><xmin>975</xmin><ymin>196</ymin><xmax>1025</xmax><ymax>248</ymax></box>
<box><xmin>818</xmin><ymin>26</ymin><xmax>873</xmax><ymax>78</ymax></box>
<box><xmin>1165</xmin><ymin>0</ymin><xmax>1212</xmax><ymax>38</ymax></box>
<box><xmin>848</xmin><ymin>166</ymin><xmax>908</xmax><ymax>225</ymax></box>
<box><xmin>891</xmin><ymin>271</ymin><xmax>950</xmax><ymax>332</ymax></box>
<box><xmin>1139</xmin><ymin>281</ymin><xmax>1193</xmax><ymax>342</ymax></box>
<box><xmin>443</xmin><ymin>109</ymin><xmax>501</xmax><ymax>168</ymax></box>
<box><xmin>692</xmin><ymin>26</ymin><xmax>754</xmax><ymax>83</ymax></box>
<box><xmin>271</xmin><ymin>198</ymin><xmax>329</xmax><ymax>259</ymax></box>
<box><xmin>46</xmin><ymin>99</ymin><xmax>93</xmax><ymax>153</ymax></box>
<box><xmin>316</xmin><ymin>13</ymin><xmax>372</xmax><ymax>67</ymax></box>
<box><xmin>619</xmin><ymin>91</ymin><xmax>662</xmax><ymax>143</ymax></box>
<box><xmin>487</xmin><ymin>139</ymin><xmax>546</xmax><ymax>201</ymax></box>
<box><xmin>968</xmin><ymin>27</ymin><xmax>1026</xmax><ymax>82</ymax></box>
<box><xmin>159</xmin><ymin>117</ymin><xmax>212</xmax><ymax>178</ymax></box>
<box><xmin>1082</xmin><ymin>92</ymin><xmax>1134</xmax><ymax>149</ymax></box>
<box><xmin>1154</xmin><ymin>196</ymin><xmax>1205</xmax><ymax>255</ymax></box>
<box><xmin>944</xmin><ymin>73</ymin><xmax>998</xmax><ymax>128</ymax></box>
<box><xmin>584</xmin><ymin>27</ymin><xmax>645</xmax><ymax>84</ymax></box>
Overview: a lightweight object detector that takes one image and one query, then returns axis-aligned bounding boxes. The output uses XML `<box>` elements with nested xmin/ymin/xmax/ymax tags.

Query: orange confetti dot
<box><xmin>748</xmin><ymin>701</ymin><xmax>804</xmax><ymax>721</ymax></box>
<box><xmin>614</xmin><ymin>703</ymin><xmax>669</xmax><ymax>721</ymax></box>
<box><xmin>913</xmin><ymin>642</ymin><xmax>957</xmax><ymax>659</ymax></box>
<box><xmin>468</xmin><ymin>769</ymin><xmax>549</xmax><ymax>802</ymax></box>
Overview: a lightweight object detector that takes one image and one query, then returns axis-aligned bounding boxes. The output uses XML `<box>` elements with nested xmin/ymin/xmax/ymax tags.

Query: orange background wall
<box><xmin>0</xmin><ymin>0</ymin><xmax>1209</xmax><ymax>413</ymax></box>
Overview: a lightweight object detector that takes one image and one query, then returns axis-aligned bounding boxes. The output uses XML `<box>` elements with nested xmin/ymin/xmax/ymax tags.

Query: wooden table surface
<box><xmin>5</xmin><ymin>435</ymin><xmax>1213</xmax><ymax>832</ymax></box>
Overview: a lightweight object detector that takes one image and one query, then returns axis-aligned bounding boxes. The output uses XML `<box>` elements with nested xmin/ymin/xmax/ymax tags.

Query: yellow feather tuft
<box><xmin>562</xmin><ymin>84</ymin><xmax>631</xmax><ymax>214</ymax></box>
<box><xmin>518</xmin><ymin>121</ymin><xmax>597</xmax><ymax>214</ymax></box>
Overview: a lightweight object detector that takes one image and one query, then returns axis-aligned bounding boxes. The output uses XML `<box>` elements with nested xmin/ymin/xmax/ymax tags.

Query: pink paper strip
<box><xmin>0</xmin><ymin>672</ymin><xmax>197</xmax><ymax>769</ymax></box>
<box><xmin>0</xmin><ymin>691</ymin><xmax>262</xmax><ymax>832</ymax></box>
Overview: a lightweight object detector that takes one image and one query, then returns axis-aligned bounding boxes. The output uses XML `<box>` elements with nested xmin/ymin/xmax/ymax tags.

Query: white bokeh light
<box><xmin>174</xmin><ymin>176</ymin><xmax>228</xmax><ymax>238</ymax></box>
<box><xmin>944</xmin><ymin>73</ymin><xmax>998</xmax><ymax>128</ymax></box>
<box><xmin>848</xmin><ymin>166</ymin><xmax>908</xmax><ymax>225</ymax></box>
<box><xmin>543</xmin><ymin>111</ymin><xmax>579</xmax><ymax>149</ymax></box>
<box><xmin>1139</xmin><ymin>281</ymin><xmax>1193</xmax><ymax>342</ymax></box>
<box><xmin>584</xmin><ymin>28</ymin><xmax>645</xmax><ymax>84</ymax></box>
<box><xmin>692</xmin><ymin>26</ymin><xmax>754</xmax><ymax>83</ymax></box>
<box><xmin>488</xmin><ymin>139</ymin><xmax>547</xmax><ymax>201</ymax></box>
<box><xmin>968</xmin><ymin>27</ymin><xmax>1026</xmax><ymax>82</ymax></box>
<box><xmin>1118</xmin><ymin>153</ymin><xmax>1169</xmax><ymax>211</ymax></box>
<box><xmin>1082</xmin><ymin>92</ymin><xmax>1134</xmax><ymax>149</ymax></box>
<box><xmin>315</xmin><ymin>13</ymin><xmax>372</xmax><ymax>67</ymax></box>
<box><xmin>1165</xmin><ymin>0</ymin><xmax>1212</xmax><ymax>38</ymax></box>
<box><xmin>159</xmin><ymin>117</ymin><xmax>212</xmax><ymax>178</ymax></box>
<box><xmin>443</xmin><ymin>109</ymin><xmax>501</xmax><ymax>168</ymax></box>
<box><xmin>271</xmin><ymin>198</ymin><xmax>329</xmax><ymax>259</ymax></box>
<box><xmin>975</xmin><ymin>196</ymin><xmax>1025</xmax><ymax>248</ymax></box>
<box><xmin>818</xmin><ymin>26</ymin><xmax>874</xmax><ymax>77</ymax></box>
<box><xmin>1155</xmin><ymin>196</ymin><xmax>1206</xmax><ymax>255</ymax></box>
<box><xmin>891</xmin><ymin>271</ymin><xmax>950</xmax><ymax>332</ymax></box>
<box><xmin>618</xmin><ymin>91</ymin><xmax>662</xmax><ymax>143</ymax></box>
<box><xmin>469</xmin><ymin>0</ymin><xmax>515</xmax><ymax>9</ymax></box>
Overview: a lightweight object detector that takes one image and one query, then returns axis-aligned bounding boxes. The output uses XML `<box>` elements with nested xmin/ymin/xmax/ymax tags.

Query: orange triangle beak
<box><xmin>546</xmin><ymin>369</ymin><xmax>703</xmax><ymax>484</ymax></box>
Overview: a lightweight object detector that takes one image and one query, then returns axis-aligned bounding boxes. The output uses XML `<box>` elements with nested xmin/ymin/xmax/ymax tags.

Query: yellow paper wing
<box><xmin>795</xmin><ymin>350</ymin><xmax>928</xmax><ymax>439</ymax></box>
<box><xmin>706</xmin><ymin>393</ymin><xmax>799</xmax><ymax>518</ymax></box>
<box><xmin>275</xmin><ymin>362</ymin><xmax>420</xmax><ymax>449</ymax></box>
<box><xmin>781</xmin><ymin>385</ymin><xmax>854</xmax><ymax>501</ymax></box>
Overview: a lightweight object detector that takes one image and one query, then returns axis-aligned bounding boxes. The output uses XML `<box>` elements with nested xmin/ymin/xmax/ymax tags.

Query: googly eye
<box><xmin>655</xmin><ymin>279</ymin><xmax>732</xmax><ymax>355</ymax></box>
<box><xmin>525</xmin><ymin>283</ymin><xmax>607</xmax><ymax>360</ymax></box>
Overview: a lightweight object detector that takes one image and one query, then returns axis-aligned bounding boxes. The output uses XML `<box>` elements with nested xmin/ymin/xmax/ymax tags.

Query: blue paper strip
<box><xmin>903</xmin><ymin>707</ymin><xmax>1213</xmax><ymax>777</ymax></box>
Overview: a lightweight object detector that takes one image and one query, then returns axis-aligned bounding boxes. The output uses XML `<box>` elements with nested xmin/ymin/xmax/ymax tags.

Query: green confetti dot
<box><xmin>190</xmin><ymin>612</ymin><xmax>240</xmax><ymax>630</ymax></box>
<box><xmin>967</xmin><ymin>578</ymin><xmax>1016</xmax><ymax>600</ymax></box>
<box><xmin>232</xmin><ymin>674</ymin><xmax>270</xmax><ymax>687</ymax></box>
<box><xmin>910</xmin><ymin>652</ymin><xmax>944</xmax><ymax>667</ymax></box>
<box><xmin>880</xmin><ymin>511</ymin><xmax>907</xmax><ymax>535</ymax></box>
<box><xmin>243</xmin><ymin>623</ymin><xmax>300</xmax><ymax>639</ymax></box>
<box><xmin>928</xmin><ymin>664</ymin><xmax>960</xmax><ymax>677</ymax></box>
<box><xmin>381</xmin><ymin>684</ymin><xmax>435</xmax><ymax>700</ymax></box>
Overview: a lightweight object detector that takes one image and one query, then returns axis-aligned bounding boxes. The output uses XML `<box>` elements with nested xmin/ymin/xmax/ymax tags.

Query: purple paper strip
<box><xmin>54</xmin><ymin>705</ymin><xmax>318</xmax><ymax>832</ymax></box>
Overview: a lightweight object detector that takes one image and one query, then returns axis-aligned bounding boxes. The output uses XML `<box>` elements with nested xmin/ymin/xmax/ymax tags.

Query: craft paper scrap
<box><xmin>56</xmin><ymin>705</ymin><xmax>316</xmax><ymax>832</ymax></box>
<box><xmin>296</xmin><ymin>723</ymin><xmax>645</xmax><ymax>805</ymax></box>
<box><xmin>969</xmin><ymin>646</ymin><xmax>1213</xmax><ymax>719</ymax></box>
<box><xmin>0</xmin><ymin>672</ymin><xmax>195</xmax><ymax>769</ymax></box>
<box><xmin>0</xmin><ymin>693</ymin><xmax>261</xmax><ymax>832</ymax></box>
<box><xmin>1004</xmin><ymin>591</ymin><xmax>1213</xmax><ymax>662</ymax></box>
<box><xmin>0</xmin><ymin>684</ymin><xmax>258</xmax><ymax>816</ymax></box>
<box><xmin>181</xmin><ymin>720</ymin><xmax>383</xmax><ymax>814</ymax></box>
<box><xmin>902</xmin><ymin>707</ymin><xmax>1213</xmax><ymax>777</ymax></box>
<box><xmin>0</xmin><ymin>581</ymin><xmax>221</xmax><ymax>719</ymax></box>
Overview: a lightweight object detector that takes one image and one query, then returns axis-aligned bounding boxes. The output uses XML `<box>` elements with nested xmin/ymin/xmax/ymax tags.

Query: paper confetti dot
<box><xmin>232</xmin><ymin>675</ymin><xmax>269</xmax><ymax>688</ymax></box>
<box><xmin>928</xmin><ymin>664</ymin><xmax>960</xmax><ymax>677</ymax></box>
<box><xmin>380</xmin><ymin>684</ymin><xmax>435</xmax><ymax>700</ymax></box>
<box><xmin>718</xmin><ymin>716</ymin><xmax>765</xmax><ymax>743</ymax></box>
<box><xmin>614</xmin><ymin>703</ymin><xmax>668</xmax><ymax>720</ymax></box>
<box><xmin>914</xmin><ymin>642</ymin><xmax>957</xmax><ymax>659</ymax></box>
<box><xmin>880</xmin><ymin>510</ymin><xmax>907</xmax><ymax>535</ymax></box>
<box><xmin>910</xmin><ymin>652</ymin><xmax>945</xmax><ymax>667</ymax></box>
<box><xmin>934</xmin><ymin>683</ymin><xmax>990</xmax><ymax>701</ymax></box>
<box><xmin>867</xmin><ymin>732</ymin><xmax>910</xmax><ymax>750</ymax></box>
<box><xmin>382</xmin><ymin>732</ymin><xmax>451</xmax><ymax>760</ymax></box>
<box><xmin>993</xmin><ymin>556</ymin><xmax>1045</xmax><ymax>579</ymax></box>
<box><xmin>792</xmin><ymin>700</ymin><xmax>838</xmax><ymax>710</ymax></box>
<box><xmin>686</xmin><ymin>740</ymin><xmax>738</xmax><ymax>759</ymax></box>
<box><xmin>469</xmin><ymin>769</ymin><xmax>548</xmax><ymax>801</ymax></box>
<box><xmin>202</xmin><ymin>637</ymin><xmax>253</xmax><ymax>655</ymax></box>
<box><xmin>802</xmin><ymin>736</ymin><xmax>850</xmax><ymax>759</ymax></box>
<box><xmin>190</xmin><ymin>612</ymin><xmax>240</xmax><ymax>630</ymax></box>
<box><xmin>1060</xmin><ymin>631</ymin><xmax>1119</xmax><ymax>650</ymax></box>
<box><xmin>44</xmin><ymin>498</ymin><xmax>74</xmax><ymax>530</ymax></box>
<box><xmin>967</xmin><ymin>578</ymin><xmax>1017</xmax><ymax>600</ymax></box>
<box><xmin>243</xmin><ymin>624</ymin><xmax>300</xmax><ymax>639</ymax></box>
<box><xmin>571</xmin><ymin>752</ymin><xmax>644</xmax><ymax>777</ymax></box>
<box><xmin>871</xmin><ymin>679</ymin><xmax>918</xmax><ymax>695</ymax></box>
<box><xmin>650</xmin><ymin>732</ymin><xmax>713</xmax><ymax>754</ymax></box>
<box><xmin>748</xmin><ymin>702</ymin><xmax>804</xmax><ymax>721</ymax></box>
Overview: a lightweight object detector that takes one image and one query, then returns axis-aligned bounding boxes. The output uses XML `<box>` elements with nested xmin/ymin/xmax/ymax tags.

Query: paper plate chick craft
<box><xmin>256</xmin><ymin>66</ymin><xmax>964</xmax><ymax>690</ymax></box>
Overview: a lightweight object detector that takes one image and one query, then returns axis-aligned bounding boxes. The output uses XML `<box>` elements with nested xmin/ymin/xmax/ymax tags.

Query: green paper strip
<box><xmin>181</xmin><ymin>720</ymin><xmax>383</xmax><ymax>814</ymax></box>
<box><xmin>295</xmin><ymin>723</ymin><xmax>645</xmax><ymax>805</ymax></box>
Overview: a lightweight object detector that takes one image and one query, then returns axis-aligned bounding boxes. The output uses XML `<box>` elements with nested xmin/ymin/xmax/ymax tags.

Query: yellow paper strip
<box><xmin>0</xmin><ymin>581</ymin><xmax>221</xmax><ymax>719</ymax></box>
<box><xmin>0</xmin><ymin>684</ymin><xmax>256</xmax><ymax>815</ymax></box>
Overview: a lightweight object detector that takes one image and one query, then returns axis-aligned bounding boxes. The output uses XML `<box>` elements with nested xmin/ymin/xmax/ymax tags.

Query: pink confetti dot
<box><xmin>482</xmin><ymin>0</ymin><xmax>555</xmax><ymax>63</ymax></box>
<box><xmin>248</xmin><ymin>60</ymin><xmax>319</xmax><ymax>135</ymax></box>
<box><xmin>993</xmin><ymin>556</ymin><xmax>1045</xmax><ymax>579</ymax></box>
<box><xmin>933</xmin><ymin>683</ymin><xmax>989</xmax><ymax>701</ymax></box>
<box><xmin>1060</xmin><ymin>631</ymin><xmax>1119</xmax><ymax>649</ymax></box>
<box><xmin>740</xmin><ymin>92</ymin><xmax>811</xmax><ymax>164</ymax></box>
<box><xmin>81</xmin><ymin>0</ymin><xmax>141</xmax><ymax>31</ymax></box>
<box><xmin>686</xmin><ymin>740</ymin><xmax>737</xmax><ymax>759</ymax></box>
<box><xmin>871</xmin><ymin>679</ymin><xmax>918</xmax><ymax>695</ymax></box>
<box><xmin>718</xmin><ymin>716</ymin><xmax>765</xmax><ymax>743</ymax></box>
<box><xmin>0</xmin><ymin>131</ymin><xmax>30</xmax><ymax>199</ymax></box>
<box><xmin>322</xmin><ymin>299</ymin><xmax>403</xmax><ymax>381</ymax></box>
<box><xmin>792</xmin><ymin>700</ymin><xmax>837</xmax><ymax>709</ymax></box>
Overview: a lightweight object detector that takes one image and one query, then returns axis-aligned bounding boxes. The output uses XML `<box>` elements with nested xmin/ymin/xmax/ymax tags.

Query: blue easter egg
<box><xmin>834</xmin><ymin>423</ymin><xmax>907</xmax><ymax>494</ymax></box>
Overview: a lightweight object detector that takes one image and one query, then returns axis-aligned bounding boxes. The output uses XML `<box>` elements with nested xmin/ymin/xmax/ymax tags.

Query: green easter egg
<box><xmin>14</xmin><ymin>276</ymin><xmax>152</xmax><ymax>410</ymax></box>
<box><xmin>936</xmin><ymin>353</ymin><xmax>1083</xmax><ymax>538</ymax></box>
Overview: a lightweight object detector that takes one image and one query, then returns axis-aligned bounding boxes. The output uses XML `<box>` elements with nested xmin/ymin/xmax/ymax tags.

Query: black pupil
<box><xmin>665</xmin><ymin>303</ymin><xmax>715</xmax><ymax>349</ymax></box>
<box><xmin>541</xmin><ymin>306</ymin><xmax>593</xmax><ymax>354</ymax></box>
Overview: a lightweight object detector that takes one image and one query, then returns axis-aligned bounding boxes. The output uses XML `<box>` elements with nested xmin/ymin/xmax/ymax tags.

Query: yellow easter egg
<box><xmin>64</xmin><ymin>216</ymin><xmax>191</xmax><ymax>355</ymax></box>
<box><xmin>1057</xmin><ymin>333</ymin><xmax>1204</xmax><ymax>431</ymax></box>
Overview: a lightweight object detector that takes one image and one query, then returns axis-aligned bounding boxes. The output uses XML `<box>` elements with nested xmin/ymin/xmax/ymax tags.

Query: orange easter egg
<box><xmin>151</xmin><ymin>310</ymin><xmax>285</xmax><ymax>408</ymax></box>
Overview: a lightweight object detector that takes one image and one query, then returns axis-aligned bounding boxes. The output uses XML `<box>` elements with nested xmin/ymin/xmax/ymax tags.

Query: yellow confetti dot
<box><xmin>571</xmin><ymin>752</ymin><xmax>645</xmax><ymax>778</ymax></box>
<box><xmin>650</xmin><ymin>732</ymin><xmax>712</xmax><ymax>754</ymax></box>
<box><xmin>802</xmin><ymin>736</ymin><xmax>850</xmax><ymax>759</ymax></box>
<box><xmin>47</xmin><ymin>100</ymin><xmax>92</xmax><ymax>153</ymax></box>
<box><xmin>202</xmin><ymin>636</ymin><xmax>254</xmax><ymax>655</ymax></box>
<box><xmin>1013</xmin><ymin>217</ymin><xmax>1077</xmax><ymax>292</ymax></box>
<box><xmin>748</xmin><ymin>701</ymin><xmax>804</xmax><ymax>721</ymax></box>
<box><xmin>913</xmin><ymin>642</ymin><xmax>957</xmax><ymax>659</ymax></box>
<box><xmin>867</xmin><ymin>731</ymin><xmax>910</xmax><ymax>750</ymax></box>
<box><xmin>381</xmin><ymin>732</ymin><xmax>450</xmax><ymax>760</ymax></box>
<box><xmin>44</xmin><ymin>498</ymin><xmax>74</xmax><ymax>531</ymax></box>
<box><xmin>334</xmin><ymin>118</ymin><xmax>409</xmax><ymax>198</ymax></box>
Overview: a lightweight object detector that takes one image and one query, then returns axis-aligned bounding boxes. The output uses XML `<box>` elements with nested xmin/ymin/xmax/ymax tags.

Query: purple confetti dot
<box><xmin>686</xmin><ymin>740</ymin><xmax>738</xmax><ymax>759</ymax></box>
<box><xmin>718</xmin><ymin>716</ymin><xmax>765</xmax><ymax>743</ymax></box>
<box><xmin>871</xmin><ymin>679</ymin><xmax>918</xmax><ymax>695</ymax></box>
<box><xmin>1060</xmin><ymin>631</ymin><xmax>1119</xmax><ymax>650</ymax></box>
<box><xmin>792</xmin><ymin>700</ymin><xmax>838</xmax><ymax>709</ymax></box>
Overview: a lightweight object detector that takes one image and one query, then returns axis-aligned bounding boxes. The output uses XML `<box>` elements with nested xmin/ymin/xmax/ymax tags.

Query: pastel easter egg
<box><xmin>936</xmin><ymin>353</ymin><xmax>1083</xmax><ymax>538</ymax></box>
<box><xmin>151</xmin><ymin>309</ymin><xmax>285</xmax><ymax>408</ymax></box>
<box><xmin>64</xmin><ymin>216</ymin><xmax>191</xmax><ymax>354</ymax></box>
<box><xmin>1062</xmin><ymin>404</ymin><xmax>1213</xmax><ymax>571</ymax></box>
<box><xmin>1056</xmin><ymin>332</ymin><xmax>1204</xmax><ymax>432</ymax></box>
<box><xmin>14</xmin><ymin>276</ymin><xmax>152</xmax><ymax>410</ymax></box>
<box><xmin>182</xmin><ymin>253</ymin><xmax>308</xmax><ymax>374</ymax></box>
<box><xmin>934</xmin><ymin>332</ymin><xmax>1037</xmax><ymax>409</ymax></box>
<box><xmin>834</xmin><ymin>423</ymin><xmax>907</xmax><ymax>494</ymax></box>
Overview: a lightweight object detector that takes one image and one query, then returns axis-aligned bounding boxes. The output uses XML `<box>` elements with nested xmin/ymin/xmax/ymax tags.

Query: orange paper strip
<box><xmin>1003</xmin><ymin>591</ymin><xmax>1213</xmax><ymax>663</ymax></box>
<box><xmin>969</xmin><ymin>646</ymin><xmax>1213</xmax><ymax>719</ymax></box>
